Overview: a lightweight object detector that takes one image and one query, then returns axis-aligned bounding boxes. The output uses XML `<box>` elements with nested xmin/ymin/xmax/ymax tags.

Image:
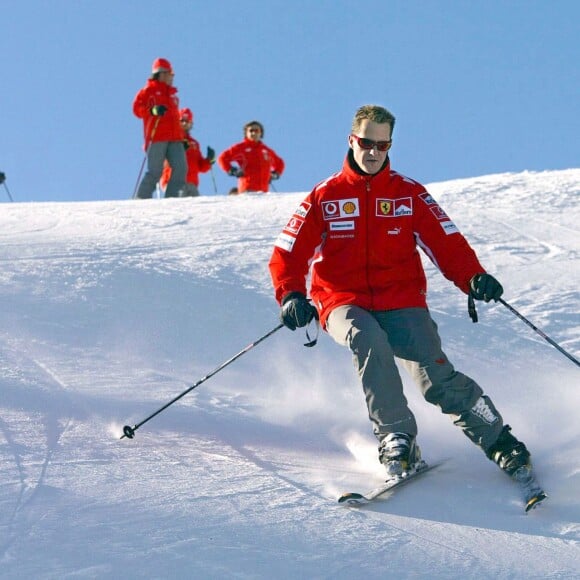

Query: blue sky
<box><xmin>2</xmin><ymin>0</ymin><xmax>579</xmax><ymax>202</ymax></box>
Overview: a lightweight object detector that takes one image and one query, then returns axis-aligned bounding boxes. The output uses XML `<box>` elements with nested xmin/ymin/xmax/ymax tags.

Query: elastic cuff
<box><xmin>281</xmin><ymin>291</ymin><xmax>305</xmax><ymax>305</ymax></box>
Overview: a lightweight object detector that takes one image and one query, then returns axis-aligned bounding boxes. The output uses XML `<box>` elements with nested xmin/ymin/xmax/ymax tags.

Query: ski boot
<box><xmin>486</xmin><ymin>425</ymin><xmax>547</xmax><ymax>512</ymax></box>
<box><xmin>379</xmin><ymin>432</ymin><xmax>423</xmax><ymax>479</ymax></box>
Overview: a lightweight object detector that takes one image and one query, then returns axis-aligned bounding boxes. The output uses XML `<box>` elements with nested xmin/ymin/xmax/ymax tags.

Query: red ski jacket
<box><xmin>160</xmin><ymin>134</ymin><xmax>211</xmax><ymax>188</ymax></box>
<box><xmin>218</xmin><ymin>138</ymin><xmax>284</xmax><ymax>193</ymax></box>
<box><xmin>133</xmin><ymin>80</ymin><xmax>182</xmax><ymax>146</ymax></box>
<box><xmin>269</xmin><ymin>153</ymin><xmax>486</xmax><ymax>327</ymax></box>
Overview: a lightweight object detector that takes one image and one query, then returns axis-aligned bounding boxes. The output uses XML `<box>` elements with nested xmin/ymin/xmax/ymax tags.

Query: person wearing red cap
<box><xmin>159</xmin><ymin>108</ymin><xmax>215</xmax><ymax>197</ymax></box>
<box><xmin>217</xmin><ymin>121</ymin><xmax>285</xmax><ymax>193</ymax></box>
<box><xmin>132</xmin><ymin>58</ymin><xmax>186</xmax><ymax>198</ymax></box>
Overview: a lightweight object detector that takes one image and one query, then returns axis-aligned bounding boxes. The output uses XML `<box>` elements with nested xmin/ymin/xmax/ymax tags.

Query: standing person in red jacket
<box><xmin>269</xmin><ymin>104</ymin><xmax>541</xmax><ymax>499</ymax></box>
<box><xmin>159</xmin><ymin>108</ymin><xmax>215</xmax><ymax>197</ymax></box>
<box><xmin>218</xmin><ymin>121</ymin><xmax>284</xmax><ymax>193</ymax></box>
<box><xmin>132</xmin><ymin>58</ymin><xmax>186</xmax><ymax>199</ymax></box>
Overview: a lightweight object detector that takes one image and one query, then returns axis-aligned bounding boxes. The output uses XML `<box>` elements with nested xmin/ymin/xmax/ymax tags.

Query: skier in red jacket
<box><xmin>132</xmin><ymin>58</ymin><xmax>186</xmax><ymax>198</ymax></box>
<box><xmin>269</xmin><ymin>105</ymin><xmax>540</xmax><ymax>497</ymax></box>
<box><xmin>218</xmin><ymin>121</ymin><xmax>284</xmax><ymax>193</ymax></box>
<box><xmin>159</xmin><ymin>108</ymin><xmax>214</xmax><ymax>197</ymax></box>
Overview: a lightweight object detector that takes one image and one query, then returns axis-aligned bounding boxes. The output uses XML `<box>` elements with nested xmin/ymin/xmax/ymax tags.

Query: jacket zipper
<box><xmin>364</xmin><ymin>179</ymin><xmax>374</xmax><ymax>309</ymax></box>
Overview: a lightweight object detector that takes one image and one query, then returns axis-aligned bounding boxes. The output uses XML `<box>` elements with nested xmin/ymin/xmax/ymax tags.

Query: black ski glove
<box><xmin>470</xmin><ymin>273</ymin><xmax>503</xmax><ymax>302</ymax></box>
<box><xmin>280</xmin><ymin>292</ymin><xmax>318</xmax><ymax>331</ymax></box>
<box><xmin>0</xmin><ymin>172</ymin><xmax>5</xmax><ymax>184</ymax></box>
<box><xmin>151</xmin><ymin>105</ymin><xmax>167</xmax><ymax>116</ymax></box>
<box><xmin>206</xmin><ymin>146</ymin><xmax>216</xmax><ymax>164</ymax></box>
<box><xmin>270</xmin><ymin>171</ymin><xmax>280</xmax><ymax>181</ymax></box>
<box><xmin>228</xmin><ymin>167</ymin><xmax>243</xmax><ymax>177</ymax></box>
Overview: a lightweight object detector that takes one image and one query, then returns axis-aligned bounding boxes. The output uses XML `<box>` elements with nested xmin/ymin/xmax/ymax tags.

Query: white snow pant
<box><xmin>326</xmin><ymin>305</ymin><xmax>504</xmax><ymax>452</ymax></box>
<box><xmin>135</xmin><ymin>141</ymin><xmax>187</xmax><ymax>199</ymax></box>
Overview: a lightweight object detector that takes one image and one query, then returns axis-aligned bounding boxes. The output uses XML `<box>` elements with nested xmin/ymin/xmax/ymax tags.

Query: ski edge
<box><xmin>337</xmin><ymin>460</ymin><xmax>440</xmax><ymax>506</ymax></box>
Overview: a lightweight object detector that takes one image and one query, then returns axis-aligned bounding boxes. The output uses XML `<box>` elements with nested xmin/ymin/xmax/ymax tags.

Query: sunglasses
<box><xmin>351</xmin><ymin>135</ymin><xmax>392</xmax><ymax>151</ymax></box>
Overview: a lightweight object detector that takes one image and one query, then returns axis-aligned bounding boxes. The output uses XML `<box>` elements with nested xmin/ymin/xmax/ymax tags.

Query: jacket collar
<box><xmin>243</xmin><ymin>137</ymin><xmax>262</xmax><ymax>146</ymax></box>
<box><xmin>342</xmin><ymin>149</ymin><xmax>391</xmax><ymax>186</ymax></box>
<box><xmin>147</xmin><ymin>79</ymin><xmax>177</xmax><ymax>94</ymax></box>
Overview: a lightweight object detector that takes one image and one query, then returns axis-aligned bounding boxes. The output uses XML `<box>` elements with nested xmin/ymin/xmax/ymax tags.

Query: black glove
<box><xmin>150</xmin><ymin>105</ymin><xmax>167</xmax><ymax>116</ymax></box>
<box><xmin>470</xmin><ymin>273</ymin><xmax>503</xmax><ymax>302</ymax></box>
<box><xmin>280</xmin><ymin>292</ymin><xmax>318</xmax><ymax>331</ymax></box>
<box><xmin>228</xmin><ymin>167</ymin><xmax>243</xmax><ymax>177</ymax></box>
<box><xmin>183</xmin><ymin>139</ymin><xmax>190</xmax><ymax>150</ymax></box>
<box><xmin>0</xmin><ymin>172</ymin><xmax>5</xmax><ymax>184</ymax></box>
<box><xmin>270</xmin><ymin>171</ymin><xmax>280</xmax><ymax>181</ymax></box>
<box><xmin>206</xmin><ymin>146</ymin><xmax>216</xmax><ymax>164</ymax></box>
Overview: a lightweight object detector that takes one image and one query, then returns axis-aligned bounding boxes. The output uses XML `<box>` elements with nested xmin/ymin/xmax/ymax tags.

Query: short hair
<box><xmin>351</xmin><ymin>105</ymin><xmax>396</xmax><ymax>135</ymax></box>
<box><xmin>244</xmin><ymin>120</ymin><xmax>264</xmax><ymax>137</ymax></box>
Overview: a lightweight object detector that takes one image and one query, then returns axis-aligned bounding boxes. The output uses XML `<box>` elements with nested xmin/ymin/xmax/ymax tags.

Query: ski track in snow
<box><xmin>0</xmin><ymin>339</ymin><xmax>78</xmax><ymax>561</ymax></box>
<box><xmin>0</xmin><ymin>169</ymin><xmax>579</xmax><ymax>578</ymax></box>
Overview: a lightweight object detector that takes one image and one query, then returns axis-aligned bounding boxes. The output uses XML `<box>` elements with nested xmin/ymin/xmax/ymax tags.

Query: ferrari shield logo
<box><xmin>379</xmin><ymin>201</ymin><xmax>391</xmax><ymax>215</ymax></box>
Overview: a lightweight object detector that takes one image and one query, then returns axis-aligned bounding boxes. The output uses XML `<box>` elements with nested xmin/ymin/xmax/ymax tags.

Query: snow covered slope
<box><xmin>0</xmin><ymin>169</ymin><xmax>579</xmax><ymax>578</ymax></box>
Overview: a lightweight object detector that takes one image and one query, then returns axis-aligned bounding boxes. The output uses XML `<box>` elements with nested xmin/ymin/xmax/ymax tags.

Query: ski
<box><xmin>337</xmin><ymin>460</ymin><xmax>547</xmax><ymax>512</ymax></box>
<box><xmin>513</xmin><ymin>465</ymin><xmax>548</xmax><ymax>513</ymax></box>
<box><xmin>337</xmin><ymin>460</ymin><xmax>440</xmax><ymax>506</ymax></box>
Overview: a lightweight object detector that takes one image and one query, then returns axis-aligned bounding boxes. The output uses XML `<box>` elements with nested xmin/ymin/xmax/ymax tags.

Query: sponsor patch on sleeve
<box><xmin>283</xmin><ymin>216</ymin><xmax>304</xmax><ymax>235</ymax></box>
<box><xmin>430</xmin><ymin>205</ymin><xmax>449</xmax><ymax>220</ymax></box>
<box><xmin>440</xmin><ymin>220</ymin><xmax>459</xmax><ymax>235</ymax></box>
<box><xmin>274</xmin><ymin>231</ymin><xmax>297</xmax><ymax>252</ymax></box>
<box><xmin>419</xmin><ymin>192</ymin><xmax>437</xmax><ymax>205</ymax></box>
<box><xmin>294</xmin><ymin>201</ymin><xmax>311</xmax><ymax>219</ymax></box>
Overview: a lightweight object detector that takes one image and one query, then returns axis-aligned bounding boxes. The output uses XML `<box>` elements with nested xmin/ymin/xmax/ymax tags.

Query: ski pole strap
<box><xmin>468</xmin><ymin>294</ymin><xmax>478</xmax><ymax>323</ymax></box>
<box><xmin>303</xmin><ymin>319</ymin><xmax>320</xmax><ymax>347</ymax></box>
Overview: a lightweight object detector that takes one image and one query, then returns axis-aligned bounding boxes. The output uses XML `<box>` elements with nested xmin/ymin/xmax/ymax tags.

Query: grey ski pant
<box><xmin>180</xmin><ymin>183</ymin><xmax>200</xmax><ymax>197</ymax></box>
<box><xmin>135</xmin><ymin>141</ymin><xmax>187</xmax><ymax>199</ymax></box>
<box><xmin>326</xmin><ymin>305</ymin><xmax>504</xmax><ymax>452</ymax></box>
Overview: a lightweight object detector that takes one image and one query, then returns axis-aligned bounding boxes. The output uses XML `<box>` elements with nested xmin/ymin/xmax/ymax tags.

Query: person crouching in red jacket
<box><xmin>159</xmin><ymin>108</ymin><xmax>215</xmax><ymax>197</ymax></box>
<box><xmin>132</xmin><ymin>58</ymin><xmax>186</xmax><ymax>198</ymax></box>
<box><xmin>218</xmin><ymin>121</ymin><xmax>284</xmax><ymax>193</ymax></box>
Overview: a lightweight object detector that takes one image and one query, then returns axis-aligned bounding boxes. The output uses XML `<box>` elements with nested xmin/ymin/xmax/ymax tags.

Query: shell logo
<box><xmin>342</xmin><ymin>201</ymin><xmax>356</xmax><ymax>215</ymax></box>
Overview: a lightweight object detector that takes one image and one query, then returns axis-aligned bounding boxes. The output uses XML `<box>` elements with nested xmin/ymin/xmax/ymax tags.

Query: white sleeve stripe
<box><xmin>414</xmin><ymin>232</ymin><xmax>442</xmax><ymax>271</ymax></box>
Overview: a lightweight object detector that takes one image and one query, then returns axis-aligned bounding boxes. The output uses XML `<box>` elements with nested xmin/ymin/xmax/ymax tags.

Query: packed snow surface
<box><xmin>1</xmin><ymin>169</ymin><xmax>579</xmax><ymax>578</ymax></box>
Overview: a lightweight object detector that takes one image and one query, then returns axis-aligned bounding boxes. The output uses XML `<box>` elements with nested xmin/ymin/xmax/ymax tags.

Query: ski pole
<box><xmin>0</xmin><ymin>172</ymin><xmax>13</xmax><ymax>202</ymax></box>
<box><xmin>120</xmin><ymin>323</ymin><xmax>284</xmax><ymax>439</ymax></box>
<box><xmin>131</xmin><ymin>116</ymin><xmax>161</xmax><ymax>199</ymax></box>
<box><xmin>499</xmin><ymin>298</ymin><xmax>579</xmax><ymax>368</ymax></box>
<box><xmin>210</xmin><ymin>165</ymin><xmax>218</xmax><ymax>194</ymax></box>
